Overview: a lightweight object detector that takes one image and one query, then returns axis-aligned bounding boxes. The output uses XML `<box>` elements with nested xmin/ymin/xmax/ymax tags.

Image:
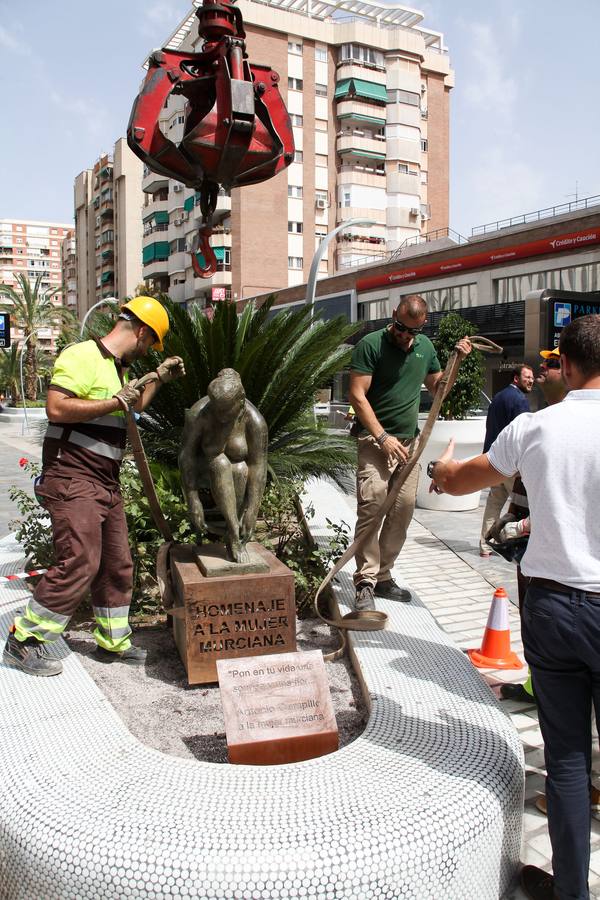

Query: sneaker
<box><xmin>374</xmin><ymin>578</ymin><xmax>411</xmax><ymax>603</ymax></box>
<box><xmin>94</xmin><ymin>644</ymin><xmax>147</xmax><ymax>666</ymax></box>
<box><xmin>355</xmin><ymin>582</ymin><xmax>375</xmax><ymax>611</ymax></box>
<box><xmin>500</xmin><ymin>682</ymin><xmax>536</xmax><ymax>703</ymax></box>
<box><xmin>479</xmin><ymin>549</ymin><xmax>492</xmax><ymax>558</ymax></box>
<box><xmin>3</xmin><ymin>631</ymin><xmax>63</xmax><ymax>677</ymax></box>
<box><xmin>519</xmin><ymin>865</ymin><xmax>555</xmax><ymax>900</ymax></box>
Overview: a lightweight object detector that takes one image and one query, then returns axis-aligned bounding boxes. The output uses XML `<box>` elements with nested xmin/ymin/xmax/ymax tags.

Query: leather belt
<box><xmin>528</xmin><ymin>576</ymin><xmax>600</xmax><ymax>599</ymax></box>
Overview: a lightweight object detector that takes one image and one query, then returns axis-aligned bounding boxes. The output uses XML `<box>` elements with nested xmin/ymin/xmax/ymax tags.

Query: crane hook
<box><xmin>191</xmin><ymin>223</ymin><xmax>217</xmax><ymax>278</ymax></box>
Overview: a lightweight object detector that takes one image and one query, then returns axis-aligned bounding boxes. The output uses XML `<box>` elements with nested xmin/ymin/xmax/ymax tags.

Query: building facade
<box><xmin>60</xmin><ymin>229</ymin><xmax>77</xmax><ymax>313</ymax></box>
<box><xmin>141</xmin><ymin>0</ymin><xmax>452</xmax><ymax>306</ymax></box>
<box><xmin>74</xmin><ymin>138</ymin><xmax>143</xmax><ymax>319</ymax></box>
<box><xmin>242</xmin><ymin>198</ymin><xmax>600</xmax><ymax>398</ymax></box>
<box><xmin>0</xmin><ymin>218</ymin><xmax>71</xmax><ymax>351</ymax></box>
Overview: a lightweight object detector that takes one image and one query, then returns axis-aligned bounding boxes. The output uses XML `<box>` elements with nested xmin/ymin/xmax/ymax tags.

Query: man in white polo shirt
<box><xmin>428</xmin><ymin>314</ymin><xmax>600</xmax><ymax>900</ymax></box>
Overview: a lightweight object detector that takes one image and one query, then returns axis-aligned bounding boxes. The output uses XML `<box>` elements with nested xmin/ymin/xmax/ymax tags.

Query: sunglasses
<box><xmin>543</xmin><ymin>359</ymin><xmax>561</xmax><ymax>370</ymax></box>
<box><xmin>392</xmin><ymin>319</ymin><xmax>424</xmax><ymax>336</ymax></box>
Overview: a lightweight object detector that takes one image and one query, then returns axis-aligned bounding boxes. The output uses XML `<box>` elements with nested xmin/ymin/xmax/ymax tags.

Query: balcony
<box><xmin>168</xmin><ymin>282</ymin><xmax>188</xmax><ymax>303</ymax></box>
<box><xmin>144</xmin><ymin>257</ymin><xmax>169</xmax><ymax>279</ymax></box>
<box><xmin>337</xmin><ymin>132</ymin><xmax>385</xmax><ymax>159</ymax></box>
<box><xmin>142</xmin><ymin>168</ymin><xmax>169</xmax><ymax>195</ymax></box>
<box><xmin>168</xmin><ymin>251</ymin><xmax>188</xmax><ymax>275</ymax></box>
<box><xmin>337</xmin><ymin>165</ymin><xmax>385</xmax><ymax>185</ymax></box>
<box><xmin>337</xmin><ymin>99</ymin><xmax>386</xmax><ymax>127</ymax></box>
<box><xmin>338</xmin><ymin>206</ymin><xmax>386</xmax><ymax>226</ymax></box>
<box><xmin>335</xmin><ymin>65</ymin><xmax>387</xmax><ymax>87</ymax></box>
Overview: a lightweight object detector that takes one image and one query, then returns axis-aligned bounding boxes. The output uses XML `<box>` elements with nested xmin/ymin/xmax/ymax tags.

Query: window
<box><xmin>288</xmin><ymin>77</ymin><xmax>303</xmax><ymax>91</ymax></box>
<box><xmin>288</xmin><ymin>256</ymin><xmax>303</xmax><ymax>269</ymax></box>
<box><xmin>387</xmin><ymin>89</ymin><xmax>420</xmax><ymax>106</ymax></box>
<box><xmin>315</xmin><ymin>83</ymin><xmax>327</xmax><ymax>97</ymax></box>
<box><xmin>315</xmin><ymin>190</ymin><xmax>328</xmax><ymax>204</ymax></box>
<box><xmin>293</xmin><ymin>150</ymin><xmax>303</xmax><ymax>163</ymax></box>
<box><xmin>343</xmin><ymin>191</ymin><xmax>351</xmax><ymax>208</ymax></box>
<box><xmin>340</xmin><ymin>44</ymin><xmax>384</xmax><ymax>68</ymax></box>
<box><xmin>315</xmin><ymin>46</ymin><xmax>327</xmax><ymax>62</ymax></box>
<box><xmin>421</xmin><ymin>139</ymin><xmax>428</xmax><ymax>152</ymax></box>
<box><xmin>290</xmin><ymin>114</ymin><xmax>303</xmax><ymax>127</ymax></box>
<box><xmin>398</xmin><ymin>163</ymin><xmax>409</xmax><ymax>174</ymax></box>
<box><xmin>288</xmin><ymin>185</ymin><xmax>303</xmax><ymax>198</ymax></box>
<box><xmin>288</xmin><ymin>40</ymin><xmax>302</xmax><ymax>55</ymax></box>
<box><xmin>288</xmin><ymin>221</ymin><xmax>303</xmax><ymax>234</ymax></box>
<box><xmin>315</xmin><ymin>154</ymin><xmax>328</xmax><ymax>167</ymax></box>
<box><xmin>421</xmin><ymin>170</ymin><xmax>428</xmax><ymax>184</ymax></box>
<box><xmin>315</xmin><ymin>119</ymin><xmax>328</xmax><ymax>132</ymax></box>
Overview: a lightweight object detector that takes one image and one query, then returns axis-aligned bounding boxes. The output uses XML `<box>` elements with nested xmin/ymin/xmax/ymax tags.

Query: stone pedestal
<box><xmin>171</xmin><ymin>543</ymin><xmax>296</xmax><ymax>685</ymax></box>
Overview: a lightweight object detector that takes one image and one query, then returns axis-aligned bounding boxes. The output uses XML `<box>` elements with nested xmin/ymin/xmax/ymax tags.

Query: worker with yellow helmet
<box><xmin>3</xmin><ymin>297</ymin><xmax>185</xmax><ymax>677</ymax></box>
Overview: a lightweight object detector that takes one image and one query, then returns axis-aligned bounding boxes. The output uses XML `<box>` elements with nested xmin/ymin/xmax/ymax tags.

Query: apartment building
<box><xmin>0</xmin><ymin>218</ymin><xmax>71</xmax><ymax>351</ymax></box>
<box><xmin>74</xmin><ymin>138</ymin><xmax>143</xmax><ymax>319</ymax></box>
<box><xmin>61</xmin><ymin>229</ymin><xmax>77</xmax><ymax>312</ymax></box>
<box><xmin>141</xmin><ymin>0</ymin><xmax>452</xmax><ymax>306</ymax></box>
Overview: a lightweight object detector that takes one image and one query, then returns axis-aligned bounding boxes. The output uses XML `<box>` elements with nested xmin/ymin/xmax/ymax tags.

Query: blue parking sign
<box><xmin>554</xmin><ymin>302</ymin><xmax>572</xmax><ymax>327</ymax></box>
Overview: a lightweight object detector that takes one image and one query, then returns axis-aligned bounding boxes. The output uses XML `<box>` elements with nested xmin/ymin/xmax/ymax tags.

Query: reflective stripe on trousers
<box><xmin>14</xmin><ymin>598</ymin><xmax>70</xmax><ymax>643</ymax></box>
<box><xmin>92</xmin><ymin>605</ymin><xmax>132</xmax><ymax>651</ymax></box>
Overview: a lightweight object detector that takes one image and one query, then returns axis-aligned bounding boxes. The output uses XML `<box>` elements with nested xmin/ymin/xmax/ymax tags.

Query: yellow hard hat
<box><xmin>539</xmin><ymin>347</ymin><xmax>560</xmax><ymax>359</ymax></box>
<box><xmin>121</xmin><ymin>296</ymin><xmax>169</xmax><ymax>351</ymax></box>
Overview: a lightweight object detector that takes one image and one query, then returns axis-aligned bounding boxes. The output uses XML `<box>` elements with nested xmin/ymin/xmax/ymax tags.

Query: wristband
<box><xmin>375</xmin><ymin>431</ymin><xmax>389</xmax><ymax>447</ymax></box>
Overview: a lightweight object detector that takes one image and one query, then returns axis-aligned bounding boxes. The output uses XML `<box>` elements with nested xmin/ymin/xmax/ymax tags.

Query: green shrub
<box><xmin>434</xmin><ymin>313</ymin><xmax>485</xmax><ymax>420</ymax></box>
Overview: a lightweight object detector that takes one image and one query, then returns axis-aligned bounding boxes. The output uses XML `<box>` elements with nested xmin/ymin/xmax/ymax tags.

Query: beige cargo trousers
<box><xmin>353</xmin><ymin>434</ymin><xmax>420</xmax><ymax>587</ymax></box>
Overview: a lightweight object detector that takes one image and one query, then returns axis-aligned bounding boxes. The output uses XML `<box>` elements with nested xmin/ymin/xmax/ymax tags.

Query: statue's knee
<box><xmin>209</xmin><ymin>453</ymin><xmax>229</xmax><ymax>475</ymax></box>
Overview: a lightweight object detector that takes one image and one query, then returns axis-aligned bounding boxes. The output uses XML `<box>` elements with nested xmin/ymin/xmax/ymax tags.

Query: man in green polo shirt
<box><xmin>349</xmin><ymin>294</ymin><xmax>471</xmax><ymax>610</ymax></box>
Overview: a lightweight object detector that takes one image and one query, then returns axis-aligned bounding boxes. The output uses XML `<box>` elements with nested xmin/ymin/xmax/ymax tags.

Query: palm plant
<box><xmin>127</xmin><ymin>297</ymin><xmax>359</xmax><ymax>485</ymax></box>
<box><xmin>0</xmin><ymin>344</ymin><xmax>21</xmax><ymax>402</ymax></box>
<box><xmin>0</xmin><ymin>274</ymin><xmax>76</xmax><ymax>399</ymax></box>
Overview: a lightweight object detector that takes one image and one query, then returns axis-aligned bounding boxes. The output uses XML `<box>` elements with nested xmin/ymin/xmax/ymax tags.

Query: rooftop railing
<box><xmin>471</xmin><ymin>195</ymin><xmax>600</xmax><ymax>237</ymax></box>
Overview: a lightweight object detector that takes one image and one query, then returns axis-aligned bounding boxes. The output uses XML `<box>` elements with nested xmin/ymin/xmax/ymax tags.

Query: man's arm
<box><xmin>348</xmin><ymin>371</ymin><xmax>408</xmax><ymax>462</ymax></box>
<box><xmin>46</xmin><ymin>390</ymin><xmax>123</xmax><ymax>424</ymax></box>
<box><xmin>430</xmin><ymin>439</ymin><xmax>510</xmax><ymax>495</ymax></box>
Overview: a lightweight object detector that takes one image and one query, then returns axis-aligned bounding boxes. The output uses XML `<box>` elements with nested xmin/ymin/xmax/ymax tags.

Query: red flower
<box><xmin>18</xmin><ymin>457</ymin><xmax>28</xmax><ymax>468</ymax></box>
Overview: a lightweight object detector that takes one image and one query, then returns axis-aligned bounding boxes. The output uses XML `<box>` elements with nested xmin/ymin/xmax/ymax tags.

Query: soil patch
<box><xmin>67</xmin><ymin>616</ymin><xmax>368</xmax><ymax>763</ymax></box>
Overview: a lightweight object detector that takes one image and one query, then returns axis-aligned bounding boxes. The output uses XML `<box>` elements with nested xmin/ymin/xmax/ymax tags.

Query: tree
<box><xmin>0</xmin><ymin>344</ymin><xmax>21</xmax><ymax>402</ymax></box>
<box><xmin>434</xmin><ymin>312</ymin><xmax>485</xmax><ymax>420</ymax></box>
<box><xmin>0</xmin><ymin>274</ymin><xmax>76</xmax><ymax>399</ymax></box>
<box><xmin>95</xmin><ymin>296</ymin><xmax>360</xmax><ymax>486</ymax></box>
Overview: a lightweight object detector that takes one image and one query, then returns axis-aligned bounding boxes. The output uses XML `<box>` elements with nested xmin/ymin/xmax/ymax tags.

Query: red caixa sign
<box><xmin>355</xmin><ymin>227</ymin><xmax>600</xmax><ymax>293</ymax></box>
<box><xmin>212</xmin><ymin>287</ymin><xmax>227</xmax><ymax>302</ymax></box>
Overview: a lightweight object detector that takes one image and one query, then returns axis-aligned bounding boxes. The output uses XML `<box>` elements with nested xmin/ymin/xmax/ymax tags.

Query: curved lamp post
<box><xmin>80</xmin><ymin>296</ymin><xmax>118</xmax><ymax>338</ymax></box>
<box><xmin>305</xmin><ymin>218</ymin><xmax>376</xmax><ymax>307</ymax></box>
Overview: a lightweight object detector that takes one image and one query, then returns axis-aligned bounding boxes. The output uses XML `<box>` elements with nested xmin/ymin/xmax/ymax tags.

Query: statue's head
<box><xmin>208</xmin><ymin>368</ymin><xmax>246</xmax><ymax>423</ymax></box>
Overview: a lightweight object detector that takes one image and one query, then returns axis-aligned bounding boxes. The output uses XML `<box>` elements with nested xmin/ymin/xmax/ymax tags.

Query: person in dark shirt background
<box><xmin>479</xmin><ymin>363</ymin><xmax>534</xmax><ymax>556</ymax></box>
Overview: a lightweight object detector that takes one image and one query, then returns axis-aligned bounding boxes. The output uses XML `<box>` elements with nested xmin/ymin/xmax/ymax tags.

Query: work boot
<box><xmin>519</xmin><ymin>865</ymin><xmax>557</xmax><ymax>900</ymax></box>
<box><xmin>3</xmin><ymin>631</ymin><xmax>63</xmax><ymax>677</ymax></box>
<box><xmin>500</xmin><ymin>682</ymin><xmax>536</xmax><ymax>703</ymax></box>
<box><xmin>355</xmin><ymin>582</ymin><xmax>375</xmax><ymax>611</ymax></box>
<box><xmin>94</xmin><ymin>644</ymin><xmax>147</xmax><ymax>665</ymax></box>
<box><xmin>374</xmin><ymin>578</ymin><xmax>411</xmax><ymax>603</ymax></box>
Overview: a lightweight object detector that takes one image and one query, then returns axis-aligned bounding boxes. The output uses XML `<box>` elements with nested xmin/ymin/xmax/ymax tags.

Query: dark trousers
<box><xmin>34</xmin><ymin>475</ymin><xmax>133</xmax><ymax>616</ymax></box>
<box><xmin>522</xmin><ymin>582</ymin><xmax>600</xmax><ymax>900</ymax></box>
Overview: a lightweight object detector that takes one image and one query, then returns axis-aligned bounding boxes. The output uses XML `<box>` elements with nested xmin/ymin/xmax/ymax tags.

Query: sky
<box><xmin>1</xmin><ymin>0</ymin><xmax>598</xmax><ymax>238</ymax></box>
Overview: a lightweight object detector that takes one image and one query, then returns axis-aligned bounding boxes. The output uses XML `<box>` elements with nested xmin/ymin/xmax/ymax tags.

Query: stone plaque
<box><xmin>217</xmin><ymin>650</ymin><xmax>339</xmax><ymax>765</ymax></box>
<box><xmin>171</xmin><ymin>542</ymin><xmax>296</xmax><ymax>685</ymax></box>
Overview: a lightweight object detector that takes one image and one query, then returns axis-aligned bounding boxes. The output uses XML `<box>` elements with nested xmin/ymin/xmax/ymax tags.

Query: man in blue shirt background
<box><xmin>479</xmin><ymin>363</ymin><xmax>534</xmax><ymax>556</ymax></box>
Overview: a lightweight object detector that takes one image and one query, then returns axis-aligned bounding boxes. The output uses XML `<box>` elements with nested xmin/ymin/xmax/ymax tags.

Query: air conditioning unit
<box><xmin>315</xmin><ymin>198</ymin><xmax>327</xmax><ymax>210</ymax></box>
<box><xmin>173</xmin><ymin>217</ymin><xmax>183</xmax><ymax>226</ymax></box>
<box><xmin>409</xmin><ymin>207</ymin><xmax>420</xmax><ymax>216</ymax></box>
<box><xmin>173</xmin><ymin>184</ymin><xmax>183</xmax><ymax>192</ymax></box>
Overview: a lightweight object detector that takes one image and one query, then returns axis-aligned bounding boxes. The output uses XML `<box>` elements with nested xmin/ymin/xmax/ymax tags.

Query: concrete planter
<box><xmin>416</xmin><ymin>415</ymin><xmax>486</xmax><ymax>511</ymax></box>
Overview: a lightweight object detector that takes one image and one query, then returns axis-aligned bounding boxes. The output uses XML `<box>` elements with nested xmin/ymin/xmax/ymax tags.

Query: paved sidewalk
<box><xmin>0</xmin><ymin>418</ymin><xmax>43</xmax><ymax>538</ymax></box>
<box><xmin>337</xmin><ymin>484</ymin><xmax>600</xmax><ymax>898</ymax></box>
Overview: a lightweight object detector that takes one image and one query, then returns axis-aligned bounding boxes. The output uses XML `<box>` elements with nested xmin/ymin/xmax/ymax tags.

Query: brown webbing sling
<box><xmin>313</xmin><ymin>335</ymin><xmax>502</xmax><ymax>660</ymax></box>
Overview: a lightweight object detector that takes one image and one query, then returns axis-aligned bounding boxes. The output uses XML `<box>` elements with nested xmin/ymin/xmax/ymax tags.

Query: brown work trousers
<box><xmin>33</xmin><ymin>475</ymin><xmax>133</xmax><ymax>626</ymax></box>
<box><xmin>353</xmin><ymin>435</ymin><xmax>420</xmax><ymax>586</ymax></box>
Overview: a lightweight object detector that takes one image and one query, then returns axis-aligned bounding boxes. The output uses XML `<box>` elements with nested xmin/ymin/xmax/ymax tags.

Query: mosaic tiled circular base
<box><xmin>0</xmin><ymin>481</ymin><xmax>524</xmax><ymax>900</ymax></box>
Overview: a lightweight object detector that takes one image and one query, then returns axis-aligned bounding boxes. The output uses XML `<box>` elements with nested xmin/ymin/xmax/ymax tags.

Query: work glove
<box><xmin>113</xmin><ymin>379</ymin><xmax>144</xmax><ymax>411</ymax></box>
<box><xmin>499</xmin><ymin>516</ymin><xmax>530</xmax><ymax>542</ymax></box>
<box><xmin>156</xmin><ymin>356</ymin><xmax>186</xmax><ymax>383</ymax></box>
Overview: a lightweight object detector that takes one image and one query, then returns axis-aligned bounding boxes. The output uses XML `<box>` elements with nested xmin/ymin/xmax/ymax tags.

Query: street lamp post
<box><xmin>305</xmin><ymin>218</ymin><xmax>376</xmax><ymax>307</ymax></box>
<box><xmin>80</xmin><ymin>296</ymin><xmax>118</xmax><ymax>338</ymax></box>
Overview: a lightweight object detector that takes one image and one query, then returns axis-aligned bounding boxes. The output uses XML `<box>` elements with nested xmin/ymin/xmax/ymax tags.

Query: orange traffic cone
<box><xmin>467</xmin><ymin>586</ymin><xmax>523</xmax><ymax>670</ymax></box>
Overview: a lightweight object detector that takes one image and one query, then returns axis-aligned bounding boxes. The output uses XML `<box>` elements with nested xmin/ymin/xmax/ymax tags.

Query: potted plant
<box><xmin>416</xmin><ymin>312</ymin><xmax>486</xmax><ymax>511</ymax></box>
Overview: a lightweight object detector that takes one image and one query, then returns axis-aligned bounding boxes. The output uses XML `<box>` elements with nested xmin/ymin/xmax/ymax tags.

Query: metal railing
<box><xmin>338</xmin><ymin>227</ymin><xmax>468</xmax><ymax>269</ymax></box>
<box><xmin>471</xmin><ymin>195</ymin><xmax>600</xmax><ymax>237</ymax></box>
